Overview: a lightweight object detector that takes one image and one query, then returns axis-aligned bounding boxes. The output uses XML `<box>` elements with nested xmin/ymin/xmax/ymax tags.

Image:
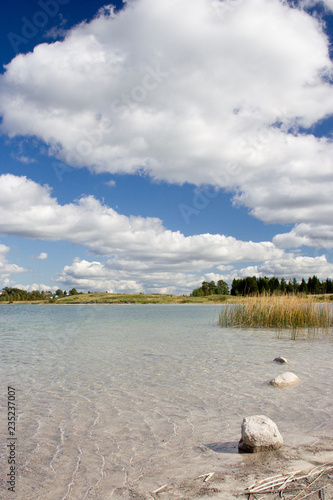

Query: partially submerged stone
<box><xmin>238</xmin><ymin>415</ymin><xmax>283</xmax><ymax>453</ymax></box>
<box><xmin>270</xmin><ymin>372</ymin><xmax>299</xmax><ymax>387</ymax></box>
<box><xmin>273</xmin><ymin>356</ymin><xmax>289</xmax><ymax>364</ymax></box>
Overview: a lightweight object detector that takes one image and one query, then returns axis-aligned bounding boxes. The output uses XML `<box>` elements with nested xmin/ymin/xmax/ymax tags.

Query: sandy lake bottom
<box><xmin>0</xmin><ymin>304</ymin><xmax>332</xmax><ymax>499</ymax></box>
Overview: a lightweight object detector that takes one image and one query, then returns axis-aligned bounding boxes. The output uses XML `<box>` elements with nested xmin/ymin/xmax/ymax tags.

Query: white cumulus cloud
<box><xmin>0</xmin><ymin>174</ymin><xmax>331</xmax><ymax>292</ymax></box>
<box><xmin>228</xmin><ymin>255</ymin><xmax>333</xmax><ymax>282</ymax></box>
<box><xmin>0</xmin><ymin>244</ymin><xmax>27</xmax><ymax>281</ymax></box>
<box><xmin>274</xmin><ymin>223</ymin><xmax>333</xmax><ymax>249</ymax></box>
<box><xmin>0</xmin><ymin>174</ymin><xmax>284</xmax><ymax>263</ymax></box>
<box><xmin>37</xmin><ymin>252</ymin><xmax>48</xmax><ymax>260</ymax></box>
<box><xmin>0</xmin><ymin>0</ymin><xmax>333</xmax><ymax>243</ymax></box>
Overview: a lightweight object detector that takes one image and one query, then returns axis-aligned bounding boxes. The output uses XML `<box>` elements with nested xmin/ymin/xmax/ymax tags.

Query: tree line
<box><xmin>0</xmin><ymin>287</ymin><xmax>79</xmax><ymax>302</ymax></box>
<box><xmin>192</xmin><ymin>276</ymin><xmax>333</xmax><ymax>297</ymax></box>
<box><xmin>231</xmin><ymin>275</ymin><xmax>333</xmax><ymax>295</ymax></box>
<box><xmin>191</xmin><ymin>280</ymin><xmax>229</xmax><ymax>296</ymax></box>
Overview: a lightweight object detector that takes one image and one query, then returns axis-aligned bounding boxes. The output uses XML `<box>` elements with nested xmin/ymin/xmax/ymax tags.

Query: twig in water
<box><xmin>295</xmin><ymin>486</ymin><xmax>326</xmax><ymax>500</ymax></box>
<box><xmin>204</xmin><ymin>472</ymin><xmax>215</xmax><ymax>482</ymax></box>
<box><xmin>278</xmin><ymin>471</ymin><xmax>298</xmax><ymax>491</ymax></box>
<box><xmin>151</xmin><ymin>484</ymin><xmax>167</xmax><ymax>494</ymax></box>
<box><xmin>291</xmin><ymin>468</ymin><xmax>328</xmax><ymax>500</ymax></box>
<box><xmin>247</xmin><ymin>472</ymin><xmax>292</xmax><ymax>492</ymax></box>
<box><xmin>198</xmin><ymin>472</ymin><xmax>215</xmax><ymax>482</ymax></box>
<box><xmin>309</xmin><ymin>440</ymin><xmax>319</xmax><ymax>447</ymax></box>
<box><xmin>246</xmin><ymin>465</ymin><xmax>332</xmax><ymax>495</ymax></box>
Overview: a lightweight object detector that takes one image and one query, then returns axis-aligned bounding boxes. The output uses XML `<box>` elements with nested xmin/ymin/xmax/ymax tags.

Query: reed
<box><xmin>219</xmin><ymin>294</ymin><xmax>333</xmax><ymax>333</ymax></box>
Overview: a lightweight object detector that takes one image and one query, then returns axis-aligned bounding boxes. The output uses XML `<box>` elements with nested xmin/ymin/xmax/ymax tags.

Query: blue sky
<box><xmin>1</xmin><ymin>0</ymin><xmax>333</xmax><ymax>294</ymax></box>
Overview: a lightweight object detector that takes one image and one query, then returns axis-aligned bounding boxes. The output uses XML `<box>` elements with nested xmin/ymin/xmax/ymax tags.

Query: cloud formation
<box><xmin>56</xmin><ymin>253</ymin><xmax>333</xmax><ymax>293</ymax></box>
<box><xmin>274</xmin><ymin>223</ymin><xmax>333</xmax><ymax>249</ymax></box>
<box><xmin>301</xmin><ymin>0</ymin><xmax>333</xmax><ymax>10</ymax></box>
<box><xmin>0</xmin><ymin>174</ymin><xmax>330</xmax><ymax>292</ymax></box>
<box><xmin>0</xmin><ymin>0</ymin><xmax>333</xmax><ymax>250</ymax></box>
<box><xmin>37</xmin><ymin>252</ymin><xmax>48</xmax><ymax>260</ymax></box>
<box><xmin>228</xmin><ymin>255</ymin><xmax>333</xmax><ymax>281</ymax></box>
<box><xmin>0</xmin><ymin>174</ymin><xmax>284</xmax><ymax>264</ymax></box>
<box><xmin>0</xmin><ymin>243</ymin><xmax>27</xmax><ymax>281</ymax></box>
<box><xmin>1</xmin><ymin>0</ymin><xmax>333</xmax><ymax>291</ymax></box>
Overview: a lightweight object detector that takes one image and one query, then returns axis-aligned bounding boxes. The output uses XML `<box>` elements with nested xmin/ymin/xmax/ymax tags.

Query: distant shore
<box><xmin>0</xmin><ymin>292</ymin><xmax>230</xmax><ymax>305</ymax></box>
<box><xmin>1</xmin><ymin>292</ymin><xmax>332</xmax><ymax>305</ymax></box>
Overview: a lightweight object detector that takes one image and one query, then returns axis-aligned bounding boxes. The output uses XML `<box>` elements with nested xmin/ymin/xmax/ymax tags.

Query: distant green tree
<box><xmin>69</xmin><ymin>288</ymin><xmax>78</xmax><ymax>296</ymax></box>
<box><xmin>280</xmin><ymin>277</ymin><xmax>287</xmax><ymax>293</ymax></box>
<box><xmin>299</xmin><ymin>278</ymin><xmax>308</xmax><ymax>294</ymax></box>
<box><xmin>231</xmin><ymin>278</ymin><xmax>241</xmax><ymax>296</ymax></box>
<box><xmin>0</xmin><ymin>292</ymin><xmax>9</xmax><ymax>301</ymax></box>
<box><xmin>30</xmin><ymin>290</ymin><xmax>41</xmax><ymax>300</ymax></box>
<box><xmin>191</xmin><ymin>280</ymin><xmax>230</xmax><ymax>296</ymax></box>
<box><xmin>208</xmin><ymin>281</ymin><xmax>218</xmax><ymax>294</ymax></box>
<box><xmin>55</xmin><ymin>289</ymin><xmax>64</xmax><ymax>297</ymax></box>
<box><xmin>244</xmin><ymin>277</ymin><xmax>258</xmax><ymax>295</ymax></box>
<box><xmin>269</xmin><ymin>277</ymin><xmax>280</xmax><ymax>293</ymax></box>
<box><xmin>201</xmin><ymin>282</ymin><xmax>210</xmax><ymax>296</ymax></box>
<box><xmin>258</xmin><ymin>276</ymin><xmax>270</xmax><ymax>294</ymax></box>
<box><xmin>325</xmin><ymin>278</ymin><xmax>333</xmax><ymax>293</ymax></box>
<box><xmin>217</xmin><ymin>279</ymin><xmax>229</xmax><ymax>295</ymax></box>
<box><xmin>292</xmin><ymin>278</ymin><xmax>297</xmax><ymax>291</ymax></box>
<box><xmin>307</xmin><ymin>275</ymin><xmax>320</xmax><ymax>294</ymax></box>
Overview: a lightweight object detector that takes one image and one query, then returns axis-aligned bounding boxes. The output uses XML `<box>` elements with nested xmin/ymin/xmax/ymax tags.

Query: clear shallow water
<box><xmin>0</xmin><ymin>304</ymin><xmax>332</xmax><ymax>499</ymax></box>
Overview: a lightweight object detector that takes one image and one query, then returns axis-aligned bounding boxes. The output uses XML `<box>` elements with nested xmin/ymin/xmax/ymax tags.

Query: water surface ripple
<box><xmin>0</xmin><ymin>304</ymin><xmax>332</xmax><ymax>499</ymax></box>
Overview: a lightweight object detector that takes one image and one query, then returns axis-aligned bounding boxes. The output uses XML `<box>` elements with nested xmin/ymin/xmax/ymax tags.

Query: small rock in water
<box><xmin>270</xmin><ymin>372</ymin><xmax>299</xmax><ymax>387</ymax></box>
<box><xmin>238</xmin><ymin>415</ymin><xmax>283</xmax><ymax>453</ymax></box>
<box><xmin>273</xmin><ymin>356</ymin><xmax>289</xmax><ymax>364</ymax></box>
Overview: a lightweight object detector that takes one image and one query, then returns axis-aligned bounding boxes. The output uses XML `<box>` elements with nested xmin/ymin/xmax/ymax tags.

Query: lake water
<box><xmin>0</xmin><ymin>304</ymin><xmax>332</xmax><ymax>499</ymax></box>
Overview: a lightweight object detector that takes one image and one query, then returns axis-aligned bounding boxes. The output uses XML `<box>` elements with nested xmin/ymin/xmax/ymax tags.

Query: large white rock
<box><xmin>270</xmin><ymin>372</ymin><xmax>299</xmax><ymax>387</ymax></box>
<box><xmin>238</xmin><ymin>415</ymin><xmax>283</xmax><ymax>453</ymax></box>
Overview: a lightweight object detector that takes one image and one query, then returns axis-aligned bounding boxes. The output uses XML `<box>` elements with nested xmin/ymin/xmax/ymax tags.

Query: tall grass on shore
<box><xmin>219</xmin><ymin>294</ymin><xmax>333</xmax><ymax>334</ymax></box>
